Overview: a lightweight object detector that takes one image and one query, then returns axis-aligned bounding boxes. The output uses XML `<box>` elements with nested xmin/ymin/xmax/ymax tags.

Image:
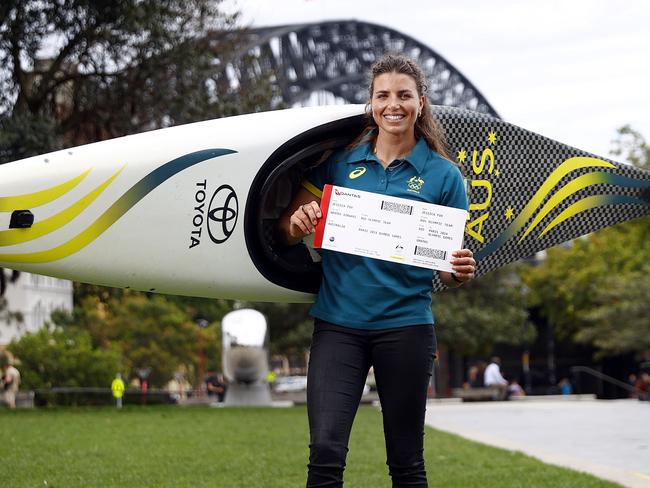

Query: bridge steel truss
<box><xmin>209</xmin><ymin>20</ymin><xmax>499</xmax><ymax>117</ymax></box>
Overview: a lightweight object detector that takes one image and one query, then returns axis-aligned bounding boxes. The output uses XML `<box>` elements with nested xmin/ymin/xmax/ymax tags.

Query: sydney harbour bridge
<box><xmin>210</xmin><ymin>20</ymin><xmax>499</xmax><ymax>118</ymax></box>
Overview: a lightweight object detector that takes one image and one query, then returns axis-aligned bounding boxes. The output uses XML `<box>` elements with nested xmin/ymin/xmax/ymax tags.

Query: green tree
<box><xmin>0</xmin><ymin>269</ymin><xmax>19</xmax><ymax>296</ymax></box>
<box><xmin>434</xmin><ymin>265</ymin><xmax>535</xmax><ymax>356</ymax></box>
<box><xmin>67</xmin><ymin>285</ymin><xmax>229</xmax><ymax>377</ymax></box>
<box><xmin>108</xmin><ymin>295</ymin><xmax>200</xmax><ymax>387</ymax></box>
<box><xmin>522</xmin><ymin>127</ymin><xmax>650</xmax><ymax>358</ymax></box>
<box><xmin>609</xmin><ymin>125</ymin><xmax>650</xmax><ymax>170</ymax></box>
<box><xmin>0</xmin><ymin>274</ymin><xmax>23</xmax><ymax>341</ymax></box>
<box><xmin>8</xmin><ymin>326</ymin><xmax>121</xmax><ymax>389</ymax></box>
<box><xmin>164</xmin><ymin>293</ymin><xmax>233</xmax><ymax>327</ymax></box>
<box><xmin>575</xmin><ymin>268</ymin><xmax>650</xmax><ymax>357</ymax></box>
<box><xmin>247</xmin><ymin>264</ymin><xmax>536</xmax><ymax>362</ymax></box>
<box><xmin>0</xmin><ymin>295</ymin><xmax>23</xmax><ymax>327</ymax></box>
<box><xmin>523</xmin><ymin>214</ymin><xmax>649</xmax><ymax>357</ymax></box>
<box><xmin>52</xmin><ymin>293</ymin><xmax>219</xmax><ymax>387</ymax></box>
<box><xmin>244</xmin><ymin>302</ymin><xmax>313</xmax><ymax>358</ymax></box>
<box><xmin>0</xmin><ymin>1</ymin><xmax>281</xmax><ymax>378</ymax></box>
<box><xmin>0</xmin><ymin>0</ymin><xmax>274</xmax><ymax>162</ymax></box>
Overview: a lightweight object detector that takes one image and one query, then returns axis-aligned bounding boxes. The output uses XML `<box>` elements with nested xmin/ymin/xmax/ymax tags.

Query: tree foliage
<box><xmin>244</xmin><ymin>302</ymin><xmax>313</xmax><ymax>357</ymax></box>
<box><xmin>6</xmin><ymin>288</ymin><xmax>229</xmax><ymax>390</ymax></box>
<box><xmin>0</xmin><ymin>1</ymin><xmax>279</xmax><ymax>384</ymax></box>
<box><xmin>523</xmin><ymin>214</ymin><xmax>650</xmax><ymax>358</ymax></box>
<box><xmin>522</xmin><ymin>127</ymin><xmax>650</xmax><ymax>358</ymax></box>
<box><xmin>0</xmin><ymin>268</ymin><xmax>20</xmax><ymax>296</ymax></box>
<box><xmin>609</xmin><ymin>125</ymin><xmax>650</xmax><ymax>170</ymax></box>
<box><xmin>51</xmin><ymin>293</ymin><xmax>222</xmax><ymax>387</ymax></box>
<box><xmin>248</xmin><ymin>264</ymin><xmax>537</xmax><ymax>361</ymax></box>
<box><xmin>574</xmin><ymin>269</ymin><xmax>650</xmax><ymax>357</ymax></box>
<box><xmin>434</xmin><ymin>265</ymin><xmax>535</xmax><ymax>356</ymax></box>
<box><xmin>0</xmin><ymin>0</ymin><xmax>276</xmax><ymax>162</ymax></box>
<box><xmin>8</xmin><ymin>326</ymin><xmax>121</xmax><ymax>389</ymax></box>
<box><xmin>0</xmin><ymin>295</ymin><xmax>23</xmax><ymax>327</ymax></box>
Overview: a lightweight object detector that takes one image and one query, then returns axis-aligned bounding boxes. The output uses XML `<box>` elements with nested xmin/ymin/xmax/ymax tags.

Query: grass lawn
<box><xmin>1</xmin><ymin>405</ymin><xmax>621</xmax><ymax>487</ymax></box>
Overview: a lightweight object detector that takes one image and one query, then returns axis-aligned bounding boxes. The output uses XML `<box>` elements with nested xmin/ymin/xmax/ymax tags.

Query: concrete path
<box><xmin>425</xmin><ymin>398</ymin><xmax>650</xmax><ymax>488</ymax></box>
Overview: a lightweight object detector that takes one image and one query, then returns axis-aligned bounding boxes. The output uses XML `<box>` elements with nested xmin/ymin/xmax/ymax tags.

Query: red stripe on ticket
<box><xmin>313</xmin><ymin>184</ymin><xmax>332</xmax><ymax>248</ymax></box>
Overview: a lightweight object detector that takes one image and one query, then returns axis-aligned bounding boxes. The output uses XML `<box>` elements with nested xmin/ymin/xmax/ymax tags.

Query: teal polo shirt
<box><xmin>303</xmin><ymin>137</ymin><xmax>468</xmax><ymax>330</ymax></box>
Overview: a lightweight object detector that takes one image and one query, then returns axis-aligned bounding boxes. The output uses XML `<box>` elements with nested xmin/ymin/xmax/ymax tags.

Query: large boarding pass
<box><xmin>313</xmin><ymin>184</ymin><xmax>468</xmax><ymax>272</ymax></box>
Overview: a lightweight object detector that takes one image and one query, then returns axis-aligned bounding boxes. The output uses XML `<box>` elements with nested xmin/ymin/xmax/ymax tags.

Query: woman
<box><xmin>278</xmin><ymin>54</ymin><xmax>476</xmax><ymax>487</ymax></box>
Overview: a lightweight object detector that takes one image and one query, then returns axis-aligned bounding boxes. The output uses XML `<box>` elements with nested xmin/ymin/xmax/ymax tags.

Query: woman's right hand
<box><xmin>289</xmin><ymin>200</ymin><xmax>322</xmax><ymax>238</ymax></box>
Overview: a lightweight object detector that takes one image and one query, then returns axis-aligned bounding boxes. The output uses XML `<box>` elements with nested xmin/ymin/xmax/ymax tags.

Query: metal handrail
<box><xmin>570</xmin><ymin>366</ymin><xmax>636</xmax><ymax>394</ymax></box>
<box><xmin>31</xmin><ymin>387</ymin><xmax>209</xmax><ymax>396</ymax></box>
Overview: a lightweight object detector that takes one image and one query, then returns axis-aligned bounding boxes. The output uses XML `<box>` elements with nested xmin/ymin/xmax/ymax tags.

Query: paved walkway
<box><xmin>425</xmin><ymin>398</ymin><xmax>650</xmax><ymax>488</ymax></box>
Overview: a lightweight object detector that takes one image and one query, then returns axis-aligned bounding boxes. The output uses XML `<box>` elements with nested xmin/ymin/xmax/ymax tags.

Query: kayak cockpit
<box><xmin>245</xmin><ymin>114</ymin><xmax>365</xmax><ymax>295</ymax></box>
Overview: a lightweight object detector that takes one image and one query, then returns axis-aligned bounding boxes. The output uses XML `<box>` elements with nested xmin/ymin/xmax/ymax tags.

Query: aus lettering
<box><xmin>466</xmin><ymin>148</ymin><xmax>494</xmax><ymax>243</ymax></box>
<box><xmin>189</xmin><ymin>180</ymin><xmax>207</xmax><ymax>249</ymax></box>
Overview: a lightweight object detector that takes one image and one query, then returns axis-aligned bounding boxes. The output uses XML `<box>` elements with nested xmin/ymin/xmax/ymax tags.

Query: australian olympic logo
<box><xmin>207</xmin><ymin>184</ymin><xmax>238</xmax><ymax>244</ymax></box>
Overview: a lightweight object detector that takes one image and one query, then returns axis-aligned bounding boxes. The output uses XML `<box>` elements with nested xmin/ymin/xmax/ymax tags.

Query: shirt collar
<box><xmin>342</xmin><ymin>137</ymin><xmax>430</xmax><ymax>174</ymax></box>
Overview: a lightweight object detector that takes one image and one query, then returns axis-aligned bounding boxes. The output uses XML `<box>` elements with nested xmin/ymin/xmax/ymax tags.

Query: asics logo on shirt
<box><xmin>349</xmin><ymin>167</ymin><xmax>367</xmax><ymax>179</ymax></box>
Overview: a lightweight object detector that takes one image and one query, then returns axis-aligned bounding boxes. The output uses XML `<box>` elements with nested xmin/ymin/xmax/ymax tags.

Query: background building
<box><xmin>0</xmin><ymin>272</ymin><xmax>73</xmax><ymax>345</ymax></box>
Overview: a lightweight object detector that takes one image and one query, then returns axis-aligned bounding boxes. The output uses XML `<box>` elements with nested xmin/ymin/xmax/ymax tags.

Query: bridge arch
<box><xmin>210</xmin><ymin>20</ymin><xmax>499</xmax><ymax>117</ymax></box>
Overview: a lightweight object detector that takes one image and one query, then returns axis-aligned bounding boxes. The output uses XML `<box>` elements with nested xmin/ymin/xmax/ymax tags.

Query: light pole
<box><xmin>196</xmin><ymin>318</ymin><xmax>209</xmax><ymax>397</ymax></box>
<box><xmin>521</xmin><ymin>285</ymin><xmax>532</xmax><ymax>394</ymax></box>
<box><xmin>134</xmin><ymin>367</ymin><xmax>151</xmax><ymax>405</ymax></box>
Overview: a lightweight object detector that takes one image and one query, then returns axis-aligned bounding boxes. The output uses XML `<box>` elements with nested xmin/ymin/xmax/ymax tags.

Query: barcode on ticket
<box><xmin>414</xmin><ymin>246</ymin><xmax>447</xmax><ymax>260</ymax></box>
<box><xmin>381</xmin><ymin>200</ymin><xmax>413</xmax><ymax>215</ymax></box>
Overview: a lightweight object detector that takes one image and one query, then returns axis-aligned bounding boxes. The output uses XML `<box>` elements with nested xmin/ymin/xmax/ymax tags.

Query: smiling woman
<box><xmin>360</xmin><ymin>55</ymin><xmax>452</xmax><ymax>163</ymax></box>
<box><xmin>371</xmin><ymin>72</ymin><xmax>423</xmax><ymax>143</ymax></box>
<box><xmin>276</xmin><ymin>53</ymin><xmax>476</xmax><ymax>487</ymax></box>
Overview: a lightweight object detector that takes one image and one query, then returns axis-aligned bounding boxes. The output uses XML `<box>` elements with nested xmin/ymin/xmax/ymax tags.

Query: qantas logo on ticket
<box><xmin>334</xmin><ymin>188</ymin><xmax>361</xmax><ymax>198</ymax></box>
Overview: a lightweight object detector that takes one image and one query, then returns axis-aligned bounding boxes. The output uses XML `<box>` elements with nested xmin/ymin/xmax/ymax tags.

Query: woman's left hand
<box><xmin>450</xmin><ymin>249</ymin><xmax>476</xmax><ymax>284</ymax></box>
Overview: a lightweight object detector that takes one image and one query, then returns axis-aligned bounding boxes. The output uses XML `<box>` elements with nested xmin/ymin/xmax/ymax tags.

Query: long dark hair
<box><xmin>350</xmin><ymin>54</ymin><xmax>451</xmax><ymax>161</ymax></box>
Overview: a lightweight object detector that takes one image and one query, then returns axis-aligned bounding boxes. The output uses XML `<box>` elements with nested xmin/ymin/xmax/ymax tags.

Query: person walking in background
<box><xmin>1</xmin><ymin>355</ymin><xmax>21</xmax><ymax>409</ymax></box>
<box><xmin>465</xmin><ymin>364</ymin><xmax>480</xmax><ymax>389</ymax></box>
<box><xmin>484</xmin><ymin>356</ymin><xmax>508</xmax><ymax>400</ymax></box>
<box><xmin>206</xmin><ymin>372</ymin><xmax>227</xmax><ymax>403</ymax></box>
<box><xmin>111</xmin><ymin>372</ymin><xmax>125</xmax><ymax>409</ymax></box>
<box><xmin>466</xmin><ymin>361</ymin><xmax>487</xmax><ymax>388</ymax></box>
<box><xmin>635</xmin><ymin>373</ymin><xmax>650</xmax><ymax>401</ymax></box>
<box><xmin>508</xmin><ymin>379</ymin><xmax>526</xmax><ymax>398</ymax></box>
<box><xmin>558</xmin><ymin>377</ymin><xmax>573</xmax><ymax>395</ymax></box>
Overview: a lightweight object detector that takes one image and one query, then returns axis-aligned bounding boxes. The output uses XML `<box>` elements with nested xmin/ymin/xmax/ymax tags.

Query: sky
<box><xmin>224</xmin><ymin>0</ymin><xmax>650</xmax><ymax>160</ymax></box>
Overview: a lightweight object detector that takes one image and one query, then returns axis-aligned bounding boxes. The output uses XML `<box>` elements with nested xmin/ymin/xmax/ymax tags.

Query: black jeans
<box><xmin>306</xmin><ymin>320</ymin><xmax>436</xmax><ymax>488</ymax></box>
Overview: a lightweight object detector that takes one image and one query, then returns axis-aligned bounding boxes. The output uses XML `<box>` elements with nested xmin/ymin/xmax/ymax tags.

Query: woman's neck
<box><xmin>374</xmin><ymin>131</ymin><xmax>417</xmax><ymax>168</ymax></box>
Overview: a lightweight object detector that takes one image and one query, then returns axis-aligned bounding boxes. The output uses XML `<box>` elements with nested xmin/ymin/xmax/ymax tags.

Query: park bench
<box><xmin>451</xmin><ymin>386</ymin><xmax>503</xmax><ymax>402</ymax></box>
<box><xmin>15</xmin><ymin>391</ymin><xmax>35</xmax><ymax>408</ymax></box>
